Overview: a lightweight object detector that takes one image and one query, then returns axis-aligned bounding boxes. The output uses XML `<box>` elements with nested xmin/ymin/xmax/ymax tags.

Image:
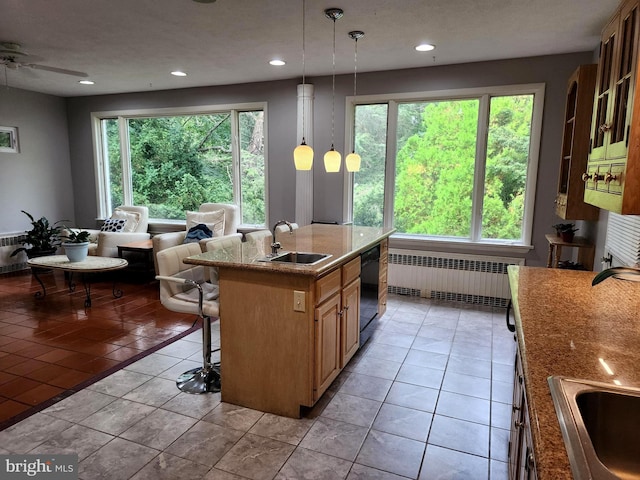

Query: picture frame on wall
<box><xmin>0</xmin><ymin>126</ymin><xmax>19</xmax><ymax>153</ymax></box>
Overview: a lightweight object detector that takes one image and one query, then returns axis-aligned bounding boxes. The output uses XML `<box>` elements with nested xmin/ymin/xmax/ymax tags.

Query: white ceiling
<box><xmin>0</xmin><ymin>0</ymin><xmax>619</xmax><ymax>97</ymax></box>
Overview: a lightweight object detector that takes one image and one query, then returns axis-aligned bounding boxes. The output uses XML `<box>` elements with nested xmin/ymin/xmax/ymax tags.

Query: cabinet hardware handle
<box><xmin>338</xmin><ymin>310</ymin><xmax>344</xmax><ymax>317</ymax></box>
<box><xmin>581</xmin><ymin>172</ymin><xmax>592</xmax><ymax>182</ymax></box>
<box><xmin>604</xmin><ymin>172</ymin><xmax>618</xmax><ymax>184</ymax></box>
<box><xmin>599</xmin><ymin>123</ymin><xmax>612</xmax><ymax>133</ymax></box>
<box><xmin>592</xmin><ymin>172</ymin><xmax>604</xmax><ymax>183</ymax></box>
<box><xmin>512</xmin><ymin>405</ymin><xmax>521</xmax><ymax>412</ymax></box>
<box><xmin>514</xmin><ymin>420</ymin><xmax>524</xmax><ymax>429</ymax></box>
<box><xmin>527</xmin><ymin>453</ymin><xmax>535</xmax><ymax>470</ymax></box>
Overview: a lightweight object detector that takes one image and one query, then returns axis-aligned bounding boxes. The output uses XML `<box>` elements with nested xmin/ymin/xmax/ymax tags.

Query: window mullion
<box><xmin>118</xmin><ymin>117</ymin><xmax>133</xmax><ymax>211</ymax></box>
<box><xmin>384</xmin><ymin>101</ymin><xmax>398</xmax><ymax>229</ymax></box>
<box><xmin>231</xmin><ymin>110</ymin><xmax>241</xmax><ymax>217</ymax></box>
<box><xmin>94</xmin><ymin>118</ymin><xmax>108</xmax><ymax>217</ymax></box>
<box><xmin>471</xmin><ymin>95</ymin><xmax>490</xmax><ymax>242</ymax></box>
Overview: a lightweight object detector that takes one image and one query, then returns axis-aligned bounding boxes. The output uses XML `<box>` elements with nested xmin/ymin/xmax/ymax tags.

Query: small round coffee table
<box><xmin>27</xmin><ymin>255</ymin><xmax>128</xmax><ymax>307</ymax></box>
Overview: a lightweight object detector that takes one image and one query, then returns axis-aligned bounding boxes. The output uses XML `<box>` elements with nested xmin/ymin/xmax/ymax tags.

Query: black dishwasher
<box><xmin>359</xmin><ymin>244</ymin><xmax>380</xmax><ymax>346</ymax></box>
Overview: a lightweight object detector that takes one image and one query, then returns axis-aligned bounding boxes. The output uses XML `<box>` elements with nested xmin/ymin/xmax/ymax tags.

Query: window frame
<box><xmin>90</xmin><ymin>102</ymin><xmax>269</xmax><ymax>227</ymax></box>
<box><xmin>343</xmin><ymin>84</ymin><xmax>544</xmax><ymax>253</ymax></box>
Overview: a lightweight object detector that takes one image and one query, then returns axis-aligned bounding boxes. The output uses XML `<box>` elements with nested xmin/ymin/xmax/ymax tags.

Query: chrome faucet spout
<box><xmin>271</xmin><ymin>220</ymin><xmax>294</xmax><ymax>255</ymax></box>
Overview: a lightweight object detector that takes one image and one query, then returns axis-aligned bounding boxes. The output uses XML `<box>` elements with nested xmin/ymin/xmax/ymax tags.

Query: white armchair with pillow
<box><xmin>84</xmin><ymin>206</ymin><xmax>151</xmax><ymax>257</ymax></box>
<box><xmin>152</xmin><ymin>203</ymin><xmax>242</xmax><ymax>272</ymax></box>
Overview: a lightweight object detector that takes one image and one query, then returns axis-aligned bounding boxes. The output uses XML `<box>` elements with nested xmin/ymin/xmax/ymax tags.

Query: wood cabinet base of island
<box><xmin>217</xmin><ymin>255</ymin><xmax>363</xmax><ymax>418</ymax></box>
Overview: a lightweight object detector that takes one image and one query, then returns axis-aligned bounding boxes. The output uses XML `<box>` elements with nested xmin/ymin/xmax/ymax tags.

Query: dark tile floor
<box><xmin>0</xmin><ymin>270</ymin><xmax>195</xmax><ymax>427</ymax></box>
<box><xmin>0</xmin><ymin>274</ymin><xmax>516</xmax><ymax>479</ymax></box>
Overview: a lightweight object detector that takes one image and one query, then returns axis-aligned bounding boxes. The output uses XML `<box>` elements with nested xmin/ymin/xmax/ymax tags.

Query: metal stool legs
<box><xmin>173</xmin><ymin>280</ymin><xmax>221</xmax><ymax>394</ymax></box>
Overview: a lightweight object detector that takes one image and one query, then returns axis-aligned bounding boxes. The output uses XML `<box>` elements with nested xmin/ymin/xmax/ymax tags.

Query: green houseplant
<box><xmin>60</xmin><ymin>228</ymin><xmax>91</xmax><ymax>262</ymax></box>
<box><xmin>10</xmin><ymin>210</ymin><xmax>65</xmax><ymax>259</ymax></box>
<box><xmin>552</xmin><ymin>223</ymin><xmax>579</xmax><ymax>242</ymax></box>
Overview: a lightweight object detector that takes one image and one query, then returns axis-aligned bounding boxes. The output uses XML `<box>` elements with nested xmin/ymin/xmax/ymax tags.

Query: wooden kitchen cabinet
<box><xmin>314</xmin><ymin>287</ymin><xmax>341</xmax><ymax>397</ymax></box>
<box><xmin>555</xmin><ymin>65</ymin><xmax>599</xmax><ymax>220</ymax></box>
<box><xmin>340</xmin><ymin>258</ymin><xmax>361</xmax><ymax>368</ymax></box>
<box><xmin>313</xmin><ymin>257</ymin><xmax>361</xmax><ymax>401</ymax></box>
<box><xmin>509</xmin><ymin>343</ymin><xmax>537</xmax><ymax>480</ymax></box>
<box><xmin>584</xmin><ymin>0</ymin><xmax>640</xmax><ymax>213</ymax></box>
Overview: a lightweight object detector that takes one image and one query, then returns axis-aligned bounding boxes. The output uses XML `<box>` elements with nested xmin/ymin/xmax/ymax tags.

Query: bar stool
<box><xmin>156</xmin><ymin>242</ymin><xmax>220</xmax><ymax>393</ymax></box>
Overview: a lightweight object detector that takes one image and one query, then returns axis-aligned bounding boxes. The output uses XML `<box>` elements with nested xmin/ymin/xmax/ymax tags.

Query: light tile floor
<box><xmin>0</xmin><ymin>293</ymin><xmax>516</xmax><ymax>479</ymax></box>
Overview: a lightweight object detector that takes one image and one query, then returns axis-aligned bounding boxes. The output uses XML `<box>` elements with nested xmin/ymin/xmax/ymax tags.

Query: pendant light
<box><xmin>345</xmin><ymin>30</ymin><xmax>364</xmax><ymax>172</ymax></box>
<box><xmin>323</xmin><ymin>8</ymin><xmax>343</xmax><ymax>173</ymax></box>
<box><xmin>294</xmin><ymin>0</ymin><xmax>314</xmax><ymax>170</ymax></box>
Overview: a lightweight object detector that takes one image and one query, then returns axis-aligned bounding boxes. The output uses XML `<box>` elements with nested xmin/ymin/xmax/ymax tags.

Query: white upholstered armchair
<box><xmin>152</xmin><ymin>203</ymin><xmax>242</xmax><ymax>273</ymax></box>
<box><xmin>80</xmin><ymin>206</ymin><xmax>151</xmax><ymax>258</ymax></box>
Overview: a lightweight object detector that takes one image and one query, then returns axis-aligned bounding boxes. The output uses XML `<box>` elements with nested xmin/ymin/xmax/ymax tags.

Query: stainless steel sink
<box><xmin>548</xmin><ymin>376</ymin><xmax>640</xmax><ymax>479</ymax></box>
<box><xmin>259</xmin><ymin>252</ymin><xmax>331</xmax><ymax>265</ymax></box>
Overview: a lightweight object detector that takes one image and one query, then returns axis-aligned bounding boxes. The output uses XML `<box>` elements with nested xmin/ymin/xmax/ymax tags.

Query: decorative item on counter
<box><xmin>60</xmin><ymin>227</ymin><xmax>91</xmax><ymax>262</ymax></box>
<box><xmin>552</xmin><ymin>223</ymin><xmax>579</xmax><ymax>242</ymax></box>
<box><xmin>592</xmin><ymin>265</ymin><xmax>640</xmax><ymax>285</ymax></box>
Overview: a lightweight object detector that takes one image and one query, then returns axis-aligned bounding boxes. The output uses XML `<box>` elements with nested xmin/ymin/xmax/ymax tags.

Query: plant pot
<box><xmin>26</xmin><ymin>248</ymin><xmax>57</xmax><ymax>259</ymax></box>
<box><xmin>63</xmin><ymin>242</ymin><xmax>89</xmax><ymax>262</ymax></box>
<box><xmin>560</xmin><ymin>231</ymin><xmax>575</xmax><ymax>243</ymax></box>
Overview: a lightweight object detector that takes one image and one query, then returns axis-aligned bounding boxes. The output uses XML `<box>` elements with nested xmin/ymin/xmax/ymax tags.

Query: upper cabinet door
<box><xmin>585</xmin><ymin>0</ymin><xmax>640</xmax><ymax>214</ymax></box>
<box><xmin>608</xmin><ymin>0</ymin><xmax>639</xmax><ymax>160</ymax></box>
<box><xmin>590</xmin><ymin>20</ymin><xmax>617</xmax><ymax>162</ymax></box>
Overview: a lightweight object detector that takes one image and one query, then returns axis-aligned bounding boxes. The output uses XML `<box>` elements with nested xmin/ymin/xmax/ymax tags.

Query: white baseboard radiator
<box><xmin>387</xmin><ymin>249</ymin><xmax>524</xmax><ymax>308</ymax></box>
<box><xmin>0</xmin><ymin>232</ymin><xmax>28</xmax><ymax>274</ymax></box>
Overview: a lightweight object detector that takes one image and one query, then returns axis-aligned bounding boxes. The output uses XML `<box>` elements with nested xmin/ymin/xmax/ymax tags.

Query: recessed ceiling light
<box><xmin>171</xmin><ymin>71</ymin><xmax>187</xmax><ymax>77</ymax></box>
<box><xmin>269</xmin><ymin>59</ymin><xmax>286</xmax><ymax>66</ymax></box>
<box><xmin>415</xmin><ymin>43</ymin><xmax>435</xmax><ymax>52</ymax></box>
<box><xmin>78</xmin><ymin>80</ymin><xmax>95</xmax><ymax>85</ymax></box>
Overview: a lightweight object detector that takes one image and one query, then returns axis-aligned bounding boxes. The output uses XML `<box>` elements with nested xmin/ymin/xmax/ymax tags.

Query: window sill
<box><xmin>389</xmin><ymin>234</ymin><xmax>533</xmax><ymax>257</ymax></box>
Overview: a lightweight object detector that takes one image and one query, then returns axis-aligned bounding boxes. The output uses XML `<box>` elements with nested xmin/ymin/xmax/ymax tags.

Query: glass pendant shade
<box><xmin>324</xmin><ymin>147</ymin><xmax>341</xmax><ymax>172</ymax></box>
<box><xmin>294</xmin><ymin>142</ymin><xmax>314</xmax><ymax>170</ymax></box>
<box><xmin>345</xmin><ymin>151</ymin><xmax>361</xmax><ymax>172</ymax></box>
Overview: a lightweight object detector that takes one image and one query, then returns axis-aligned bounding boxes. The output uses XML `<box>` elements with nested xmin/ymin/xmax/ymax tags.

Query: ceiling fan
<box><xmin>0</xmin><ymin>42</ymin><xmax>88</xmax><ymax>78</ymax></box>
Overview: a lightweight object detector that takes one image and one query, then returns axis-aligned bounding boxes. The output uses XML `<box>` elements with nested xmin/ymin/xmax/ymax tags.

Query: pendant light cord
<box><xmin>352</xmin><ymin>36</ymin><xmax>358</xmax><ymax>154</ymax></box>
<box><xmin>331</xmin><ymin>16</ymin><xmax>336</xmax><ymax>149</ymax></box>
<box><xmin>301</xmin><ymin>0</ymin><xmax>306</xmax><ymax>143</ymax></box>
<box><xmin>353</xmin><ymin>37</ymin><xmax>358</xmax><ymax>98</ymax></box>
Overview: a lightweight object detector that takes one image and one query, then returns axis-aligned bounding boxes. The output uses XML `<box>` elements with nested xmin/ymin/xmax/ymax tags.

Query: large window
<box><xmin>93</xmin><ymin>104</ymin><xmax>267</xmax><ymax>226</ymax></box>
<box><xmin>349</xmin><ymin>85</ymin><xmax>543</xmax><ymax>247</ymax></box>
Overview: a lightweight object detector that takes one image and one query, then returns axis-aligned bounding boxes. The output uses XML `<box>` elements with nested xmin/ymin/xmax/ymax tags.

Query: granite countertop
<box><xmin>184</xmin><ymin>224</ymin><xmax>395</xmax><ymax>277</ymax></box>
<box><xmin>508</xmin><ymin>265</ymin><xmax>640</xmax><ymax>479</ymax></box>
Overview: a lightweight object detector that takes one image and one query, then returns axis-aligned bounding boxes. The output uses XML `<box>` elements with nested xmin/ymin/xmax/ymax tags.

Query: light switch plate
<box><xmin>293</xmin><ymin>290</ymin><xmax>305</xmax><ymax>312</ymax></box>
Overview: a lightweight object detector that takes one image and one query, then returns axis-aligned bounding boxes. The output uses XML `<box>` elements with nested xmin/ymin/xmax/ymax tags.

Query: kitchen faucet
<box><xmin>271</xmin><ymin>220</ymin><xmax>293</xmax><ymax>255</ymax></box>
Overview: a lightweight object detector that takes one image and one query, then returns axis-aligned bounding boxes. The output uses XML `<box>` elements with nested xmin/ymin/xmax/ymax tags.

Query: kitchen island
<box><xmin>508</xmin><ymin>266</ymin><xmax>640</xmax><ymax>479</ymax></box>
<box><xmin>184</xmin><ymin>224</ymin><xmax>394</xmax><ymax>417</ymax></box>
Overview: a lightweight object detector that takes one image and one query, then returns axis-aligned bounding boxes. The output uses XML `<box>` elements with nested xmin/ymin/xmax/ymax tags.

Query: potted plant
<box><xmin>10</xmin><ymin>210</ymin><xmax>65</xmax><ymax>259</ymax></box>
<box><xmin>552</xmin><ymin>223</ymin><xmax>579</xmax><ymax>242</ymax></box>
<box><xmin>60</xmin><ymin>228</ymin><xmax>91</xmax><ymax>262</ymax></box>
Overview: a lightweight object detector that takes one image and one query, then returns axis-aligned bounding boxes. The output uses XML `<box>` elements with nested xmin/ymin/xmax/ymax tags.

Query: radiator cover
<box><xmin>387</xmin><ymin>249</ymin><xmax>524</xmax><ymax>308</ymax></box>
<box><xmin>0</xmin><ymin>233</ymin><xmax>28</xmax><ymax>274</ymax></box>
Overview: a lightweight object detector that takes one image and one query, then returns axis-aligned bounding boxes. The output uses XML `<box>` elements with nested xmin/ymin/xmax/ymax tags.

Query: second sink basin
<box><xmin>261</xmin><ymin>252</ymin><xmax>331</xmax><ymax>265</ymax></box>
<box><xmin>548</xmin><ymin>376</ymin><xmax>640</xmax><ymax>479</ymax></box>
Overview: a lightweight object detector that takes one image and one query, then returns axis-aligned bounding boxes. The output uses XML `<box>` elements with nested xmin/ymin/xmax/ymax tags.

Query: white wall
<box><xmin>0</xmin><ymin>87</ymin><xmax>75</xmax><ymax>233</ymax></box>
